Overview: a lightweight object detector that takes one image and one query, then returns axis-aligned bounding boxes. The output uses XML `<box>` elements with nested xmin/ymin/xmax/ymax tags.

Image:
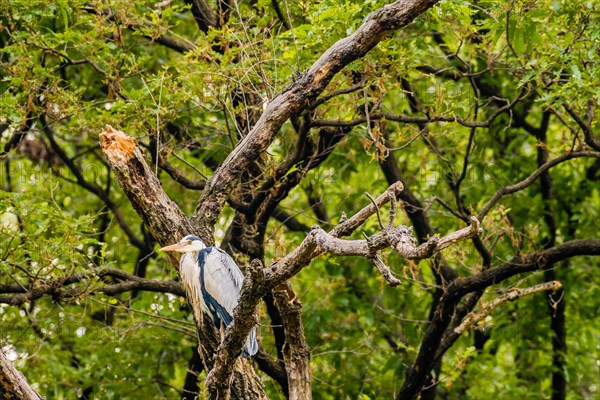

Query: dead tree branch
<box><xmin>453</xmin><ymin>281</ymin><xmax>563</xmax><ymax>335</ymax></box>
<box><xmin>98</xmin><ymin>126</ymin><xmax>266</xmax><ymax>400</ymax></box>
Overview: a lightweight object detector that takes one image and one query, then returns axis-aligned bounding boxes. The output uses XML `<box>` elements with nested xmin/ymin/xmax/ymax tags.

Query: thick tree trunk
<box><xmin>273</xmin><ymin>284</ymin><xmax>312</xmax><ymax>400</ymax></box>
<box><xmin>0</xmin><ymin>349</ymin><xmax>42</xmax><ymax>400</ymax></box>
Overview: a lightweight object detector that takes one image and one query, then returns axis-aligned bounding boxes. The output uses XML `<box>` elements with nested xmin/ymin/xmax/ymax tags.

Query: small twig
<box><xmin>365</xmin><ymin>192</ymin><xmax>384</xmax><ymax>229</ymax></box>
<box><xmin>388</xmin><ymin>191</ymin><xmax>397</xmax><ymax>228</ymax></box>
<box><xmin>369</xmin><ymin>253</ymin><xmax>402</xmax><ymax>287</ymax></box>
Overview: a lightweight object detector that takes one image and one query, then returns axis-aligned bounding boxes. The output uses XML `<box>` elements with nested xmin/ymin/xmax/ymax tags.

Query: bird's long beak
<box><xmin>160</xmin><ymin>242</ymin><xmax>186</xmax><ymax>252</ymax></box>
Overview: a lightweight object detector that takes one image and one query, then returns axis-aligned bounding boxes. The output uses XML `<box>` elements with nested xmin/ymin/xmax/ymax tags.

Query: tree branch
<box><xmin>191</xmin><ymin>0</ymin><xmax>441</xmax><ymax>239</ymax></box>
<box><xmin>453</xmin><ymin>281</ymin><xmax>562</xmax><ymax>336</ymax></box>
<box><xmin>83</xmin><ymin>3</ymin><xmax>196</xmax><ymax>53</ymax></box>
<box><xmin>397</xmin><ymin>239</ymin><xmax>600</xmax><ymax>400</ymax></box>
<box><xmin>99</xmin><ymin>125</ymin><xmax>267</xmax><ymax>399</ymax></box>
<box><xmin>185</xmin><ymin>0</ymin><xmax>218</xmax><ymax>32</ymax></box>
<box><xmin>42</xmin><ymin>120</ymin><xmax>147</xmax><ymax>250</ymax></box>
<box><xmin>0</xmin><ymin>268</ymin><xmax>185</xmax><ymax>305</ymax></box>
<box><xmin>477</xmin><ymin>151</ymin><xmax>600</xmax><ymax>220</ymax></box>
<box><xmin>448</xmin><ymin>239</ymin><xmax>600</xmax><ymax>298</ymax></box>
<box><xmin>273</xmin><ymin>284</ymin><xmax>312</xmax><ymax>400</ymax></box>
<box><xmin>310</xmin><ymin>94</ymin><xmax>523</xmax><ymax>129</ymax></box>
<box><xmin>207</xmin><ymin>181</ymin><xmax>480</xmax><ymax>397</ymax></box>
<box><xmin>0</xmin><ymin>349</ymin><xmax>42</xmax><ymax>400</ymax></box>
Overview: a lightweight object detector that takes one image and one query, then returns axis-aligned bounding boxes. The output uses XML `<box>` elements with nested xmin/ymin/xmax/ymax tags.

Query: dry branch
<box><xmin>206</xmin><ymin>183</ymin><xmax>405</xmax><ymax>396</ymax></box>
<box><xmin>454</xmin><ymin>281</ymin><xmax>563</xmax><ymax>335</ymax></box>
<box><xmin>99</xmin><ymin>126</ymin><xmax>194</xmax><ymax>246</ymax></box>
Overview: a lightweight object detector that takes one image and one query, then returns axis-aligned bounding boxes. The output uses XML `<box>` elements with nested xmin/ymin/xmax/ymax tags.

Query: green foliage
<box><xmin>1</xmin><ymin>0</ymin><xmax>599</xmax><ymax>398</ymax></box>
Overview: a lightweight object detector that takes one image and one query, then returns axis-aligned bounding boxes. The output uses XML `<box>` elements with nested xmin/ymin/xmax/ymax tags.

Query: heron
<box><xmin>160</xmin><ymin>235</ymin><xmax>258</xmax><ymax>358</ymax></box>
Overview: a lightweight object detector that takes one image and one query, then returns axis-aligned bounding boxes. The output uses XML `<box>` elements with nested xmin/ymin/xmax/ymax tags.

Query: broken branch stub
<box><xmin>98</xmin><ymin>125</ymin><xmax>194</xmax><ymax>247</ymax></box>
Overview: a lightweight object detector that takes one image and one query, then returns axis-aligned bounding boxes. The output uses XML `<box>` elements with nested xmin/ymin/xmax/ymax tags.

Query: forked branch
<box><xmin>208</xmin><ymin>182</ymin><xmax>482</xmax><ymax>397</ymax></box>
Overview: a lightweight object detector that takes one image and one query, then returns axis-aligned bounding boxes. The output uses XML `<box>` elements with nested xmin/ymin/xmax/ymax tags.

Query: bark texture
<box><xmin>0</xmin><ymin>350</ymin><xmax>42</xmax><ymax>400</ymax></box>
<box><xmin>273</xmin><ymin>284</ymin><xmax>311</xmax><ymax>400</ymax></box>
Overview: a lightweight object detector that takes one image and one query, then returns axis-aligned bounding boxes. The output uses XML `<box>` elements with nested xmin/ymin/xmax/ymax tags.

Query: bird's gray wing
<box><xmin>202</xmin><ymin>247</ymin><xmax>258</xmax><ymax>357</ymax></box>
<box><xmin>202</xmin><ymin>247</ymin><xmax>244</xmax><ymax>322</ymax></box>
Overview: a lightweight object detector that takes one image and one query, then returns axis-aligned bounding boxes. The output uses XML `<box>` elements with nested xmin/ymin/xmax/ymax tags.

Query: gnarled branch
<box><xmin>207</xmin><ymin>181</ymin><xmax>481</xmax><ymax>398</ymax></box>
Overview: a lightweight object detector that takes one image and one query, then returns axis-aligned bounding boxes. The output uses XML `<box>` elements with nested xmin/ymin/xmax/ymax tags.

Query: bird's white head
<box><xmin>160</xmin><ymin>235</ymin><xmax>206</xmax><ymax>253</ymax></box>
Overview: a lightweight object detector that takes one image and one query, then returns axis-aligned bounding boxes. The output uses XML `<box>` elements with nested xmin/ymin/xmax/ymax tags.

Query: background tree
<box><xmin>1</xmin><ymin>0</ymin><xmax>599</xmax><ymax>399</ymax></box>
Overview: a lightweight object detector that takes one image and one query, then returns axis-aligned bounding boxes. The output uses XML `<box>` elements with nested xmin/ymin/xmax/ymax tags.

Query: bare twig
<box><xmin>366</xmin><ymin>192</ymin><xmax>385</xmax><ymax>229</ymax></box>
<box><xmin>311</xmin><ymin>89</ymin><xmax>526</xmax><ymax>129</ymax></box>
<box><xmin>369</xmin><ymin>253</ymin><xmax>403</xmax><ymax>287</ymax></box>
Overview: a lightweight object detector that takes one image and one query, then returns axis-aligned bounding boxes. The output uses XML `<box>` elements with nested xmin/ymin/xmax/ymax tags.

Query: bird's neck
<box><xmin>180</xmin><ymin>252</ymin><xmax>202</xmax><ymax>303</ymax></box>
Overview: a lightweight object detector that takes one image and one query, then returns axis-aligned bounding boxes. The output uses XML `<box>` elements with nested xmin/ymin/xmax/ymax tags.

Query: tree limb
<box><xmin>397</xmin><ymin>239</ymin><xmax>600</xmax><ymax>400</ymax></box>
<box><xmin>98</xmin><ymin>126</ymin><xmax>266</xmax><ymax>399</ymax></box>
<box><xmin>477</xmin><ymin>151</ymin><xmax>600</xmax><ymax>220</ymax></box>
<box><xmin>0</xmin><ymin>349</ymin><xmax>42</xmax><ymax>400</ymax></box>
<box><xmin>0</xmin><ymin>268</ymin><xmax>185</xmax><ymax>305</ymax></box>
<box><xmin>185</xmin><ymin>0</ymin><xmax>218</xmax><ymax>32</ymax></box>
<box><xmin>207</xmin><ymin>181</ymin><xmax>480</xmax><ymax>398</ymax></box>
<box><xmin>273</xmin><ymin>284</ymin><xmax>312</xmax><ymax>400</ymax></box>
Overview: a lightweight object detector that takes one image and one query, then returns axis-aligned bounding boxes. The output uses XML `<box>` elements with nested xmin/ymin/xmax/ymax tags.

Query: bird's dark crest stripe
<box><xmin>184</xmin><ymin>235</ymin><xmax>201</xmax><ymax>242</ymax></box>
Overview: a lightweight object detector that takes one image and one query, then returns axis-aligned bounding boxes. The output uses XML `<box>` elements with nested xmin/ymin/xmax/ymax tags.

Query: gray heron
<box><xmin>160</xmin><ymin>235</ymin><xmax>258</xmax><ymax>358</ymax></box>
